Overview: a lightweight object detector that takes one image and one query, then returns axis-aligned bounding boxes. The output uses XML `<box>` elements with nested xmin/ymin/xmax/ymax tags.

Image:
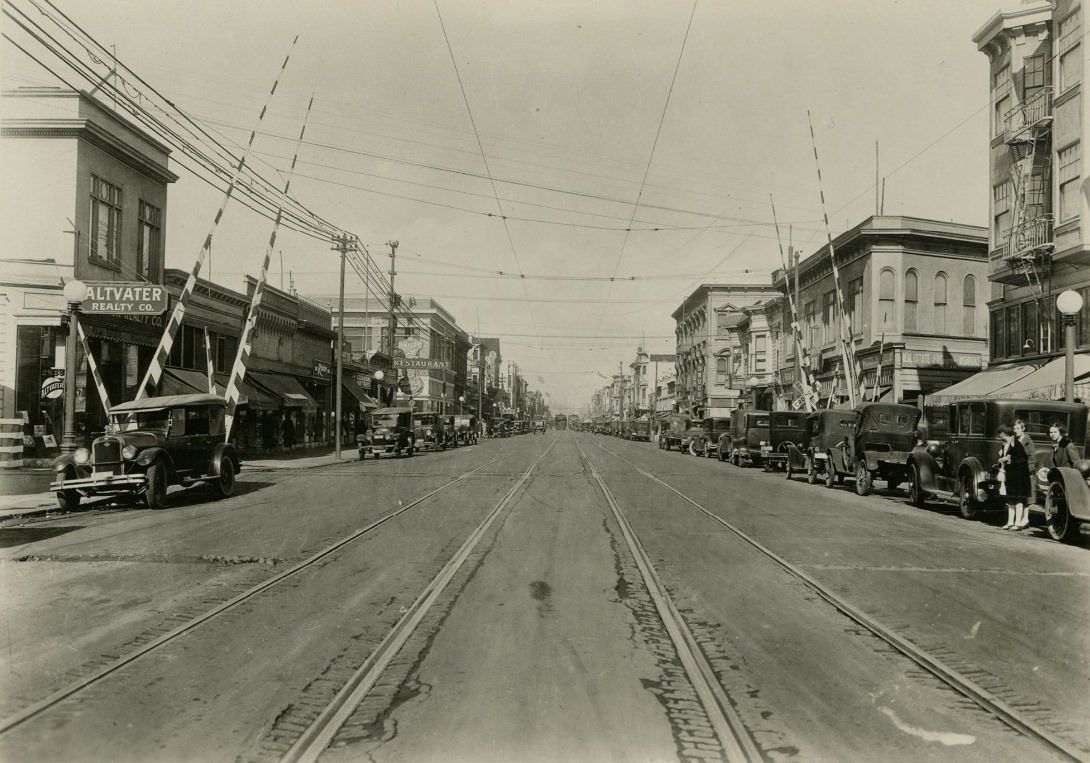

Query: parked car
<box><xmin>660</xmin><ymin>413</ymin><xmax>691</xmax><ymax>451</ymax></box>
<box><xmin>440</xmin><ymin>415</ymin><xmax>457</xmax><ymax>447</ymax></box>
<box><xmin>762</xmin><ymin>411</ymin><xmax>808</xmax><ymax>476</ymax></box>
<box><xmin>414</xmin><ymin>412</ymin><xmax>447</xmax><ymax>451</ymax></box>
<box><xmin>359</xmin><ymin>406</ymin><xmax>417</xmax><ymax>458</ymax></box>
<box><xmin>453</xmin><ymin>414</ymin><xmax>478</xmax><ymax>445</ymax></box>
<box><xmin>821</xmin><ymin>403</ymin><xmax>921</xmax><ymax>495</ymax></box>
<box><xmin>726</xmin><ymin>411</ymin><xmax>771</xmax><ymax>466</ymax></box>
<box><xmin>681</xmin><ymin>419</ymin><xmax>707</xmax><ymax>455</ymax></box>
<box><xmin>691</xmin><ymin>416</ymin><xmax>730</xmax><ymax>458</ymax></box>
<box><xmin>628</xmin><ymin>418</ymin><xmax>651</xmax><ymax>441</ymax></box>
<box><xmin>804</xmin><ymin>409</ymin><xmax>857</xmax><ymax>485</ymax></box>
<box><xmin>907</xmin><ymin>399</ymin><xmax>1088</xmax><ymax>537</ymax></box>
<box><xmin>50</xmin><ymin>393</ymin><xmax>240</xmax><ymax>510</ymax></box>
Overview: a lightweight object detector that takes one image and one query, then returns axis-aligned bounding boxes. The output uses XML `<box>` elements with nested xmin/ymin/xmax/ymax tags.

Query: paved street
<box><xmin>2</xmin><ymin>431</ymin><xmax>1086</xmax><ymax>763</ymax></box>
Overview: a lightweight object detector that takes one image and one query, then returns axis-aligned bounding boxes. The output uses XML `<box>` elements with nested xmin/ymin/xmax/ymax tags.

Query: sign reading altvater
<box><xmin>81</xmin><ymin>282</ymin><xmax>169</xmax><ymax>315</ymax></box>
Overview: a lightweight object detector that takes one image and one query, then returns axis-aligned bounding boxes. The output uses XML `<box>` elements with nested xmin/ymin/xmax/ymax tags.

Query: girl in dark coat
<box><xmin>1048</xmin><ymin>423</ymin><xmax>1081</xmax><ymax>469</ymax></box>
<box><xmin>998</xmin><ymin>424</ymin><xmax>1032</xmax><ymax>530</ymax></box>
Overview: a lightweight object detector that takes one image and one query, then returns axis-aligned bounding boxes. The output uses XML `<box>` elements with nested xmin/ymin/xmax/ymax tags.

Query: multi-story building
<box><xmin>310</xmin><ymin>294</ymin><xmax>470</xmax><ymax>414</ymax></box>
<box><xmin>973</xmin><ymin>1</ymin><xmax>1090</xmax><ymax>375</ymax></box>
<box><xmin>672</xmin><ymin>284</ymin><xmax>781</xmax><ymax>416</ymax></box>
<box><xmin>771</xmin><ymin>216</ymin><xmax>990</xmax><ymax>407</ymax></box>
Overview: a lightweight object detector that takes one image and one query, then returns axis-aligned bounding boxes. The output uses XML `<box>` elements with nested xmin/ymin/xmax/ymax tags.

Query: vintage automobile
<box><xmin>907</xmin><ymin>399</ymin><xmax>1088</xmax><ymax>536</ymax></box>
<box><xmin>726</xmin><ymin>411</ymin><xmax>771</xmax><ymax>466</ymax></box>
<box><xmin>50</xmin><ymin>393</ymin><xmax>240</xmax><ymax>510</ymax></box>
<box><xmin>414</xmin><ymin>412</ymin><xmax>447</xmax><ymax>451</ymax></box>
<box><xmin>660</xmin><ymin>413</ymin><xmax>691</xmax><ymax>451</ymax></box>
<box><xmin>689</xmin><ymin>416</ymin><xmax>730</xmax><ymax>458</ymax></box>
<box><xmin>680</xmin><ymin>419</ymin><xmax>706</xmax><ymax>455</ymax></box>
<box><xmin>453</xmin><ymin>414</ymin><xmax>478</xmax><ymax>445</ymax></box>
<box><xmin>358</xmin><ymin>406</ymin><xmax>418</xmax><ymax>458</ymax></box>
<box><xmin>628</xmin><ymin>418</ymin><xmax>651</xmax><ymax>442</ymax></box>
<box><xmin>439</xmin><ymin>415</ymin><xmax>457</xmax><ymax>447</ymax></box>
<box><xmin>490</xmin><ymin>417</ymin><xmax>509</xmax><ymax>438</ymax></box>
<box><xmin>762</xmin><ymin>411</ymin><xmax>809</xmax><ymax>476</ymax></box>
<box><xmin>822</xmin><ymin>403</ymin><xmax>921</xmax><ymax>495</ymax></box>
<box><xmin>803</xmin><ymin>409</ymin><xmax>857</xmax><ymax>485</ymax></box>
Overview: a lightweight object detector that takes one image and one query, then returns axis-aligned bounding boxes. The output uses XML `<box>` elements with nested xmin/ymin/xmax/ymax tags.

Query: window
<box><xmin>878</xmin><ymin>268</ymin><xmax>896</xmax><ymax>330</ymax></box>
<box><xmin>1022</xmin><ymin>301</ymin><xmax>1039</xmax><ymax>354</ymax></box>
<box><xmin>1059</xmin><ymin>142</ymin><xmax>1081</xmax><ymax>223</ymax></box>
<box><xmin>992</xmin><ymin>64</ymin><xmax>1011</xmax><ymax>138</ymax></box>
<box><xmin>823</xmin><ymin>291</ymin><xmax>836</xmax><ymax>344</ymax></box>
<box><xmin>904</xmin><ymin>269</ymin><xmax>919</xmax><ymax>332</ymax></box>
<box><xmin>848</xmin><ymin>278</ymin><xmax>863</xmax><ymax>334</ymax></box>
<box><xmin>716</xmin><ymin>312</ymin><xmax>731</xmax><ymax>337</ymax></box>
<box><xmin>1059</xmin><ymin>10</ymin><xmax>1082</xmax><ymax>92</ymax></box>
<box><xmin>962</xmin><ymin>275</ymin><xmax>976</xmax><ymax>335</ymax></box>
<box><xmin>90</xmin><ymin>175</ymin><xmax>122</xmax><ymax>265</ymax></box>
<box><xmin>185</xmin><ymin>408</ymin><xmax>210</xmax><ymax>436</ymax></box>
<box><xmin>804</xmin><ymin>300</ymin><xmax>818</xmax><ymax>348</ymax></box>
<box><xmin>1023</xmin><ymin>54</ymin><xmax>1046</xmax><ymax>98</ymax></box>
<box><xmin>138</xmin><ymin>201</ymin><xmax>161</xmax><ymax>280</ymax></box>
<box><xmin>754</xmin><ymin>335</ymin><xmax>767</xmax><ymax>373</ymax></box>
<box><xmin>1006</xmin><ymin>304</ymin><xmax>1022</xmax><ymax>358</ymax></box>
<box><xmin>969</xmin><ymin>403</ymin><xmax>986</xmax><ymax>436</ymax></box>
<box><xmin>993</xmin><ymin>182</ymin><xmax>1011</xmax><ymax>245</ymax></box>
<box><xmin>991</xmin><ymin>309</ymin><xmax>1006</xmax><ymax>361</ymax></box>
<box><xmin>934</xmin><ymin>273</ymin><xmax>948</xmax><ymax>334</ymax></box>
<box><xmin>716</xmin><ymin>357</ymin><xmax>728</xmax><ymax>385</ymax></box>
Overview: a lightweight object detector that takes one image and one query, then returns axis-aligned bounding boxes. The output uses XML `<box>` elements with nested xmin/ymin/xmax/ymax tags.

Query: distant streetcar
<box><xmin>554</xmin><ymin>414</ymin><xmax>568</xmax><ymax>431</ymax></box>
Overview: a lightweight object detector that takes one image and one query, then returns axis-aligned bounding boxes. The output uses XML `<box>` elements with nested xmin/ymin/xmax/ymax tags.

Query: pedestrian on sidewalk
<box><xmin>282</xmin><ymin>415</ymin><xmax>296</xmax><ymax>452</ymax></box>
<box><xmin>998</xmin><ymin>424</ymin><xmax>1031</xmax><ymax>530</ymax></box>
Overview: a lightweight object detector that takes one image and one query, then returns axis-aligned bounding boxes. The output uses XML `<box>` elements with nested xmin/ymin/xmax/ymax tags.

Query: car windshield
<box><xmin>751</xmin><ymin>415</ymin><xmax>769</xmax><ymax>427</ymax></box>
<box><xmin>372</xmin><ymin>413</ymin><xmax>401</xmax><ymax>429</ymax></box>
<box><xmin>109</xmin><ymin>409</ymin><xmax>170</xmax><ymax>432</ymax></box>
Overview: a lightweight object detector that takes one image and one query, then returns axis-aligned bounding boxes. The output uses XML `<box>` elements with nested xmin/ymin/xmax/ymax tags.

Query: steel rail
<box><xmin>574</xmin><ymin>439</ymin><xmax>762</xmax><ymax>763</ymax></box>
<box><xmin>0</xmin><ymin>448</ymin><xmax>523</xmax><ymax>735</ymax></box>
<box><xmin>279</xmin><ymin>438</ymin><xmax>558</xmax><ymax>763</ymax></box>
<box><xmin>588</xmin><ymin>438</ymin><xmax>1089</xmax><ymax>763</ymax></box>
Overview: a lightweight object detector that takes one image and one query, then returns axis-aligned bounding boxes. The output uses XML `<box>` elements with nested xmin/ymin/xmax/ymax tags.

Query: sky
<box><xmin>2</xmin><ymin>0</ymin><xmax>1012</xmax><ymax>414</ymax></box>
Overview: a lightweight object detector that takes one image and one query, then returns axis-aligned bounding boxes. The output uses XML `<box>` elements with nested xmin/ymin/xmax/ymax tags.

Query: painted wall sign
<box><xmin>82</xmin><ymin>282</ymin><xmax>168</xmax><ymax>315</ymax></box>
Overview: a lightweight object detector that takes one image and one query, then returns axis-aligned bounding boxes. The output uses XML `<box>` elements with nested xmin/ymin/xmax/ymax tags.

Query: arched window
<box><xmin>934</xmin><ymin>273</ymin><xmax>948</xmax><ymax>334</ymax></box>
<box><xmin>716</xmin><ymin>357</ymin><xmax>728</xmax><ymax>385</ymax></box>
<box><xmin>962</xmin><ymin>275</ymin><xmax>976</xmax><ymax>334</ymax></box>
<box><xmin>904</xmin><ymin>269</ymin><xmax>919</xmax><ymax>332</ymax></box>
<box><xmin>878</xmin><ymin>268</ymin><xmax>896</xmax><ymax>330</ymax></box>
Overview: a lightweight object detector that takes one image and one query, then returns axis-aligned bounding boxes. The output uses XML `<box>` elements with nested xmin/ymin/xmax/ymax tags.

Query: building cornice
<box><xmin>973</xmin><ymin>3</ymin><xmax>1052</xmax><ymax>57</ymax></box>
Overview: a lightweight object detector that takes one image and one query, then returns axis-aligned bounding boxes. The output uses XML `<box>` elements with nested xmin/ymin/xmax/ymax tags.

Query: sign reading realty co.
<box><xmin>82</xmin><ymin>282</ymin><xmax>168</xmax><ymax>315</ymax></box>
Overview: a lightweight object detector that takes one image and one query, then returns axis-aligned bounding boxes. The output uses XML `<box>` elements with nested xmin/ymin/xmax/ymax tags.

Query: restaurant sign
<box><xmin>312</xmin><ymin>360</ymin><xmax>332</xmax><ymax>380</ymax></box>
<box><xmin>393</xmin><ymin>358</ymin><xmax>450</xmax><ymax>371</ymax></box>
<box><xmin>82</xmin><ymin>282</ymin><xmax>169</xmax><ymax>315</ymax></box>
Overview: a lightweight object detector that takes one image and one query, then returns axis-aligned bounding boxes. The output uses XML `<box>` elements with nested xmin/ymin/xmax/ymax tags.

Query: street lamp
<box><xmin>458</xmin><ymin>395</ymin><xmax>465</xmax><ymax>413</ymax></box>
<box><xmin>60</xmin><ymin>279</ymin><xmax>88</xmax><ymax>454</ymax></box>
<box><xmin>373</xmin><ymin>369</ymin><xmax>385</xmax><ymax>406</ymax></box>
<box><xmin>1057</xmin><ymin>289</ymin><xmax>1084</xmax><ymax>403</ymax></box>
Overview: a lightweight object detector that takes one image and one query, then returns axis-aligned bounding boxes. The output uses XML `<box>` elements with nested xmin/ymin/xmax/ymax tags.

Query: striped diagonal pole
<box><xmin>204</xmin><ymin>327</ymin><xmax>217</xmax><ymax>394</ymax></box>
<box><xmin>76</xmin><ymin>322</ymin><xmax>111</xmax><ymax>414</ymax></box>
<box><xmin>135</xmin><ymin>37</ymin><xmax>299</xmax><ymax>401</ymax></box>
<box><xmin>770</xmin><ymin>195</ymin><xmax>816</xmax><ymax>411</ymax></box>
<box><xmin>225</xmin><ymin>93</ymin><xmax>315</xmax><ymax>441</ymax></box>
<box><xmin>807</xmin><ymin>110</ymin><xmax>860</xmax><ymax>409</ymax></box>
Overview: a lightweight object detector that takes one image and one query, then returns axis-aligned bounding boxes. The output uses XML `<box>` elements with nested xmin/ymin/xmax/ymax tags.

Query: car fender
<box><xmin>135</xmin><ymin>447</ymin><xmax>175</xmax><ymax>475</ymax></box>
<box><xmin>1048</xmin><ymin>466</ymin><xmax>1090</xmax><ymax>521</ymax></box>
<box><xmin>957</xmin><ymin>456</ymin><xmax>992</xmax><ymax>500</ymax></box>
<box><xmin>209</xmin><ymin>442</ymin><xmax>240</xmax><ymax>476</ymax></box>
<box><xmin>52</xmin><ymin>454</ymin><xmax>91</xmax><ymax>480</ymax></box>
<box><xmin>907</xmin><ymin>451</ymin><xmax>940</xmax><ymax>493</ymax></box>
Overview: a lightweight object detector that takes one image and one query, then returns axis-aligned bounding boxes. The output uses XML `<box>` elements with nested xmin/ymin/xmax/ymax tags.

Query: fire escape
<box><xmin>1001</xmin><ymin>86</ymin><xmax>1052</xmax><ymax>303</ymax></box>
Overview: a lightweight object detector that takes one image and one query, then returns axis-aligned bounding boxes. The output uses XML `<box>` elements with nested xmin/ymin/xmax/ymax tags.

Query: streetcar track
<box><xmin>0</xmin><ymin>447</ymin><xmax>529</xmax><ymax>736</ymax></box>
<box><xmin>573</xmin><ymin>438</ymin><xmax>762</xmax><ymax>763</ymax></box>
<box><xmin>586</xmin><ymin>436</ymin><xmax>1089</xmax><ymax>763</ymax></box>
<box><xmin>277</xmin><ymin>438</ymin><xmax>558</xmax><ymax>763</ymax></box>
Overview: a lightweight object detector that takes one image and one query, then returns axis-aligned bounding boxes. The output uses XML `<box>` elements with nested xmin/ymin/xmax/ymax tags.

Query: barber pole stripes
<box><xmin>204</xmin><ymin>328</ymin><xmax>217</xmax><ymax>394</ymax></box>
<box><xmin>225</xmin><ymin>93</ymin><xmax>315</xmax><ymax>441</ymax></box>
<box><xmin>807</xmin><ymin>111</ymin><xmax>862</xmax><ymax>409</ymax></box>
<box><xmin>135</xmin><ymin>37</ymin><xmax>299</xmax><ymax>400</ymax></box>
<box><xmin>77</xmin><ymin>322</ymin><xmax>112</xmax><ymax>413</ymax></box>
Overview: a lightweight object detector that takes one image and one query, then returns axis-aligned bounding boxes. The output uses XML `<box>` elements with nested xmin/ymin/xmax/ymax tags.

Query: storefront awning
<box><xmin>987</xmin><ymin>353</ymin><xmax>1090</xmax><ymax>400</ymax></box>
<box><xmin>924</xmin><ymin>361</ymin><xmax>1042</xmax><ymax>406</ymax></box>
<box><xmin>248</xmin><ymin>371</ymin><xmax>318</xmax><ymax>410</ymax></box>
<box><xmin>161</xmin><ymin>367</ymin><xmax>279</xmax><ymax>410</ymax></box>
<box><xmin>341</xmin><ymin>376</ymin><xmax>379</xmax><ymax>411</ymax></box>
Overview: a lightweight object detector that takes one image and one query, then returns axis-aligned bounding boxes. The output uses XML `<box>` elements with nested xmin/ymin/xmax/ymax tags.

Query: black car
<box><xmin>50</xmin><ymin>393</ymin><xmax>240</xmax><ymax>510</ymax></box>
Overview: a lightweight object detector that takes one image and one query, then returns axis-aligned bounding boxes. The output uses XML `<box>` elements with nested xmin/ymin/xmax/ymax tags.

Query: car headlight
<box><xmin>122</xmin><ymin>445</ymin><xmax>137</xmax><ymax>460</ymax></box>
<box><xmin>74</xmin><ymin>447</ymin><xmax>90</xmax><ymax>465</ymax></box>
<box><xmin>426</xmin><ymin>429</ymin><xmax>432</xmax><ymax>435</ymax></box>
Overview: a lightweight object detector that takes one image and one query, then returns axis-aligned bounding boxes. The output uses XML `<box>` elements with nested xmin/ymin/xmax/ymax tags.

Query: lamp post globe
<box><xmin>60</xmin><ymin>279</ymin><xmax>88</xmax><ymax>454</ymax></box>
<box><xmin>1057</xmin><ymin>290</ymin><xmax>1084</xmax><ymax>403</ymax></box>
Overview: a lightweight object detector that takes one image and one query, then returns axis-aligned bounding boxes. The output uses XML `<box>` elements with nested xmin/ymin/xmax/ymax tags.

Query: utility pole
<box><xmin>387</xmin><ymin>240</ymin><xmax>399</xmax><ymax>360</ymax></box>
<box><xmin>332</xmin><ymin>233</ymin><xmax>351</xmax><ymax>461</ymax></box>
<box><xmin>793</xmin><ymin>244</ymin><xmax>802</xmax><ymax>399</ymax></box>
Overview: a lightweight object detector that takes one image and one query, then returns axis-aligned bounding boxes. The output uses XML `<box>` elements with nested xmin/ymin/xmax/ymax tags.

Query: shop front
<box><xmin>247</xmin><ymin>370</ymin><xmax>319</xmax><ymax>450</ymax></box>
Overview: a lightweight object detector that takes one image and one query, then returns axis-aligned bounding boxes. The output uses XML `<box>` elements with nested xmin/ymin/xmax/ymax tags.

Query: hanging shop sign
<box><xmin>81</xmin><ymin>282</ymin><xmax>169</xmax><ymax>315</ymax></box>
<box><xmin>312</xmin><ymin>360</ymin><xmax>332</xmax><ymax>380</ymax></box>
<box><xmin>41</xmin><ymin>376</ymin><xmax>65</xmax><ymax>399</ymax></box>
<box><xmin>393</xmin><ymin>358</ymin><xmax>450</xmax><ymax>371</ymax></box>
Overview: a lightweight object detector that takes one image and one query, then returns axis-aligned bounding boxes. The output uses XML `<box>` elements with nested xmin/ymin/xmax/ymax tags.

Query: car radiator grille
<box><xmin>93</xmin><ymin>439</ymin><xmax>123</xmax><ymax>475</ymax></box>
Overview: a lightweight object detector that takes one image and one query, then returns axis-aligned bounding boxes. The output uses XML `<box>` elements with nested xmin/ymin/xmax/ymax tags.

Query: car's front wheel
<box><xmin>855</xmin><ymin>462</ymin><xmax>871</xmax><ymax>496</ymax></box>
<box><xmin>907</xmin><ymin>464</ymin><xmax>926</xmax><ymax>507</ymax></box>
<box><xmin>212</xmin><ymin>457</ymin><xmax>235</xmax><ymax>499</ymax></box>
<box><xmin>1046</xmin><ymin>481</ymin><xmax>1080</xmax><ymax>543</ymax></box>
<box><xmin>957</xmin><ymin>474</ymin><xmax>979</xmax><ymax>520</ymax></box>
<box><xmin>145</xmin><ymin>462</ymin><xmax>167</xmax><ymax>509</ymax></box>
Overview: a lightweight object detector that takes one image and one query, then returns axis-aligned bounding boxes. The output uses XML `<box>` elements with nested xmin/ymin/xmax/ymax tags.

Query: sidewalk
<box><xmin>0</xmin><ymin>447</ymin><xmax>358</xmax><ymax>522</ymax></box>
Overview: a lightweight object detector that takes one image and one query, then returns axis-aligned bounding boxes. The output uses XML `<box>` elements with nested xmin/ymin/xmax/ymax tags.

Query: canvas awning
<box><xmin>923</xmin><ymin>361</ymin><xmax>1042</xmax><ymax>406</ymax></box>
<box><xmin>341</xmin><ymin>376</ymin><xmax>379</xmax><ymax>411</ymax></box>
<box><xmin>161</xmin><ymin>367</ymin><xmax>278</xmax><ymax>410</ymax></box>
<box><xmin>986</xmin><ymin>353</ymin><xmax>1090</xmax><ymax>400</ymax></box>
<box><xmin>248</xmin><ymin>371</ymin><xmax>318</xmax><ymax>410</ymax></box>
